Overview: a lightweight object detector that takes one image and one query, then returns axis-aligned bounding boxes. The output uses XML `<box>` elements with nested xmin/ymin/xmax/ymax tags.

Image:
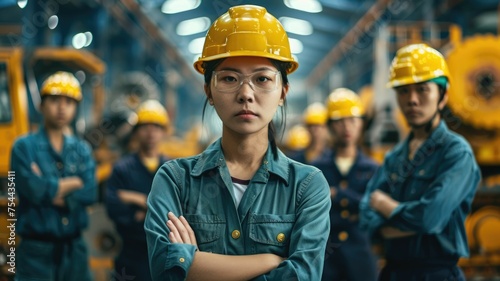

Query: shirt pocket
<box><xmin>248</xmin><ymin>213</ymin><xmax>296</xmax><ymax>255</ymax></box>
<box><xmin>184</xmin><ymin>214</ymin><xmax>225</xmax><ymax>253</ymax></box>
<box><xmin>408</xmin><ymin>167</ymin><xmax>437</xmax><ymax>199</ymax></box>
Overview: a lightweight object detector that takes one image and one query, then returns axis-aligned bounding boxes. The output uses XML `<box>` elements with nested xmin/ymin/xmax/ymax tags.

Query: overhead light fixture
<box><xmin>284</xmin><ymin>0</ymin><xmax>322</xmax><ymax>13</ymax></box>
<box><xmin>83</xmin><ymin>32</ymin><xmax>93</xmax><ymax>47</ymax></box>
<box><xmin>72</xmin><ymin>33</ymin><xmax>86</xmax><ymax>49</ymax></box>
<box><xmin>17</xmin><ymin>0</ymin><xmax>27</xmax><ymax>9</ymax></box>
<box><xmin>188</xmin><ymin>37</ymin><xmax>206</xmax><ymax>54</ymax></box>
<box><xmin>72</xmin><ymin>31</ymin><xmax>92</xmax><ymax>49</ymax></box>
<box><xmin>289</xmin><ymin>38</ymin><xmax>304</xmax><ymax>54</ymax></box>
<box><xmin>177</xmin><ymin>17</ymin><xmax>211</xmax><ymax>36</ymax></box>
<box><xmin>279</xmin><ymin>17</ymin><xmax>313</xmax><ymax>36</ymax></box>
<box><xmin>48</xmin><ymin>15</ymin><xmax>58</xmax><ymax>29</ymax></box>
<box><xmin>161</xmin><ymin>0</ymin><xmax>200</xmax><ymax>14</ymax></box>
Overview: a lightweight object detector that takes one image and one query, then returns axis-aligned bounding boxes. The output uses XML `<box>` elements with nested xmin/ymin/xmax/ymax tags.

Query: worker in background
<box><xmin>288</xmin><ymin>102</ymin><xmax>329</xmax><ymax>164</ymax></box>
<box><xmin>282</xmin><ymin>124</ymin><xmax>311</xmax><ymax>157</ymax></box>
<box><xmin>144</xmin><ymin>5</ymin><xmax>331</xmax><ymax>280</ymax></box>
<box><xmin>11</xmin><ymin>71</ymin><xmax>96</xmax><ymax>281</ymax></box>
<box><xmin>359</xmin><ymin>43</ymin><xmax>481</xmax><ymax>281</ymax></box>
<box><xmin>106</xmin><ymin>100</ymin><xmax>170</xmax><ymax>281</ymax></box>
<box><xmin>313</xmin><ymin>88</ymin><xmax>379</xmax><ymax>281</ymax></box>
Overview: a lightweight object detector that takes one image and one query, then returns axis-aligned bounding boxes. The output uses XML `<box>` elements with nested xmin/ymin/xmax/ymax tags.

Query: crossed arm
<box><xmin>165</xmin><ymin>212</ymin><xmax>283</xmax><ymax>281</ymax></box>
<box><xmin>367</xmin><ymin>190</ymin><xmax>416</xmax><ymax>239</ymax></box>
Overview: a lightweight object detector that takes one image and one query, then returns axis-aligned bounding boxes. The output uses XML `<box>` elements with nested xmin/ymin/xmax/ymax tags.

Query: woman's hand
<box><xmin>166</xmin><ymin>212</ymin><xmax>198</xmax><ymax>250</ymax></box>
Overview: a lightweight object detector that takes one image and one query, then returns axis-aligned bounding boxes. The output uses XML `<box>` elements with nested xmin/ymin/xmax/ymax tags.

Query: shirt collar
<box><xmin>395</xmin><ymin>120</ymin><xmax>448</xmax><ymax>160</ymax></box>
<box><xmin>35</xmin><ymin>125</ymin><xmax>77</xmax><ymax>152</ymax></box>
<box><xmin>191</xmin><ymin>138</ymin><xmax>289</xmax><ymax>185</ymax></box>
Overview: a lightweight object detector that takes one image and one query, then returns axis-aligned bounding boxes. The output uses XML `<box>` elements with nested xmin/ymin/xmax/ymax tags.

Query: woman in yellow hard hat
<box><xmin>11</xmin><ymin>71</ymin><xmax>96</xmax><ymax>281</ymax></box>
<box><xmin>313</xmin><ymin>88</ymin><xmax>379</xmax><ymax>281</ymax></box>
<box><xmin>106</xmin><ymin>100</ymin><xmax>170</xmax><ymax>281</ymax></box>
<box><xmin>359</xmin><ymin>44</ymin><xmax>481</xmax><ymax>281</ymax></box>
<box><xmin>144</xmin><ymin>5</ymin><xmax>330</xmax><ymax>280</ymax></box>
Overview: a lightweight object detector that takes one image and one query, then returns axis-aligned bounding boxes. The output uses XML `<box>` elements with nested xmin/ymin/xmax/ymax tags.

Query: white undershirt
<box><xmin>232</xmin><ymin>177</ymin><xmax>250</xmax><ymax>208</ymax></box>
<box><xmin>335</xmin><ymin>156</ymin><xmax>355</xmax><ymax>176</ymax></box>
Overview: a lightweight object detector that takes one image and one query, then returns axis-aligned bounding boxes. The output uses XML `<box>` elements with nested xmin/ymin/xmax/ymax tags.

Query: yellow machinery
<box><xmin>445</xmin><ymin>34</ymin><xmax>500</xmax><ymax>277</ymax></box>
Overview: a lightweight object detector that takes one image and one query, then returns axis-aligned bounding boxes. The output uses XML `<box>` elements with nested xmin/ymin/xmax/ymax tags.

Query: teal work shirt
<box><xmin>360</xmin><ymin>121</ymin><xmax>480</xmax><ymax>262</ymax></box>
<box><xmin>10</xmin><ymin>126</ymin><xmax>97</xmax><ymax>238</ymax></box>
<box><xmin>145</xmin><ymin>139</ymin><xmax>331</xmax><ymax>280</ymax></box>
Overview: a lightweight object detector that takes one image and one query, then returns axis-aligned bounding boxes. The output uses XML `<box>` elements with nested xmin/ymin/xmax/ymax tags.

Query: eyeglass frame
<box><xmin>211</xmin><ymin>69</ymin><xmax>282</xmax><ymax>93</ymax></box>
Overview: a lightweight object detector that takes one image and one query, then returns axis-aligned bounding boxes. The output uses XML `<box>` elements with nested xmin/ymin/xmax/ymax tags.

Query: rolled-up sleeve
<box><xmin>388</xmin><ymin>144</ymin><xmax>480</xmax><ymax>233</ymax></box>
<box><xmin>253</xmin><ymin>170</ymin><xmax>331</xmax><ymax>280</ymax></box>
<box><xmin>144</xmin><ymin>161</ymin><xmax>197</xmax><ymax>281</ymax></box>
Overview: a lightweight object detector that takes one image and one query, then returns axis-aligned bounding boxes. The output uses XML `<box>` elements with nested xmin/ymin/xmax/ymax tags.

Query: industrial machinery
<box><xmin>445</xmin><ymin>34</ymin><xmax>500</xmax><ymax>279</ymax></box>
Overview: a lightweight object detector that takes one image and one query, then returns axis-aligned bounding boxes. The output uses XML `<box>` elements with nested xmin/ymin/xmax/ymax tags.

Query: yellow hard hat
<box><xmin>303</xmin><ymin>102</ymin><xmax>328</xmax><ymax>125</ymax></box>
<box><xmin>193</xmin><ymin>5</ymin><xmax>298</xmax><ymax>74</ymax></box>
<box><xmin>326</xmin><ymin>88</ymin><xmax>364</xmax><ymax>120</ymax></box>
<box><xmin>135</xmin><ymin>100</ymin><xmax>169</xmax><ymax>127</ymax></box>
<box><xmin>285</xmin><ymin>125</ymin><xmax>310</xmax><ymax>150</ymax></box>
<box><xmin>388</xmin><ymin>43</ymin><xmax>450</xmax><ymax>88</ymax></box>
<box><xmin>40</xmin><ymin>71</ymin><xmax>82</xmax><ymax>101</ymax></box>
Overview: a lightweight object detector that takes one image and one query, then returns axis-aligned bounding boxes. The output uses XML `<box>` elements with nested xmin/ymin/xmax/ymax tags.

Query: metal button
<box><xmin>179</xmin><ymin>258</ymin><xmax>185</xmax><ymax>263</ymax></box>
<box><xmin>340</xmin><ymin>199</ymin><xmax>349</xmax><ymax>207</ymax></box>
<box><xmin>276</xmin><ymin>233</ymin><xmax>285</xmax><ymax>243</ymax></box>
<box><xmin>231</xmin><ymin>230</ymin><xmax>240</xmax><ymax>239</ymax></box>
<box><xmin>338</xmin><ymin>231</ymin><xmax>349</xmax><ymax>241</ymax></box>
<box><xmin>263</xmin><ymin>160</ymin><xmax>268</xmax><ymax>165</ymax></box>
<box><xmin>391</xmin><ymin>173</ymin><xmax>398</xmax><ymax>181</ymax></box>
<box><xmin>418</xmin><ymin>169</ymin><xmax>425</xmax><ymax>176</ymax></box>
<box><xmin>62</xmin><ymin>217</ymin><xmax>69</xmax><ymax>225</ymax></box>
<box><xmin>56</xmin><ymin>162</ymin><xmax>63</xmax><ymax>170</ymax></box>
<box><xmin>341</xmin><ymin>210</ymin><xmax>350</xmax><ymax>219</ymax></box>
<box><xmin>339</xmin><ymin>180</ymin><xmax>348</xmax><ymax>190</ymax></box>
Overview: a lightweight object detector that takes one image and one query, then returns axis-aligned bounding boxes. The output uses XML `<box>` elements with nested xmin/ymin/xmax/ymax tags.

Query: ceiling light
<box><xmin>177</xmin><ymin>17</ymin><xmax>211</xmax><ymax>36</ymax></box>
<box><xmin>17</xmin><ymin>0</ymin><xmax>27</xmax><ymax>9</ymax></box>
<box><xmin>161</xmin><ymin>0</ymin><xmax>200</xmax><ymax>14</ymax></box>
<box><xmin>284</xmin><ymin>0</ymin><xmax>322</xmax><ymax>13</ymax></box>
<box><xmin>188</xmin><ymin>37</ymin><xmax>206</xmax><ymax>54</ymax></box>
<box><xmin>48</xmin><ymin>15</ymin><xmax>58</xmax><ymax>29</ymax></box>
<box><xmin>279</xmin><ymin>17</ymin><xmax>313</xmax><ymax>36</ymax></box>
<box><xmin>72</xmin><ymin>33</ymin><xmax>86</xmax><ymax>49</ymax></box>
<box><xmin>83</xmin><ymin>32</ymin><xmax>93</xmax><ymax>47</ymax></box>
<box><xmin>289</xmin><ymin>38</ymin><xmax>304</xmax><ymax>54</ymax></box>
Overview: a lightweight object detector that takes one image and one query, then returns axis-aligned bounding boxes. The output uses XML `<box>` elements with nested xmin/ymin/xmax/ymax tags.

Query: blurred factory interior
<box><xmin>0</xmin><ymin>0</ymin><xmax>499</xmax><ymax>280</ymax></box>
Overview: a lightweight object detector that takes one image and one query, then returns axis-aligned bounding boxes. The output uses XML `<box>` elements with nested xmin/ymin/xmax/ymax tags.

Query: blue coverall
<box><xmin>144</xmin><ymin>139</ymin><xmax>331</xmax><ymax>281</ymax></box>
<box><xmin>106</xmin><ymin>153</ymin><xmax>168</xmax><ymax>281</ymax></box>
<box><xmin>360</xmin><ymin>121</ymin><xmax>481</xmax><ymax>281</ymax></box>
<box><xmin>313</xmin><ymin>149</ymin><xmax>379</xmax><ymax>281</ymax></box>
<box><xmin>11</xmin><ymin>126</ymin><xmax>96</xmax><ymax>281</ymax></box>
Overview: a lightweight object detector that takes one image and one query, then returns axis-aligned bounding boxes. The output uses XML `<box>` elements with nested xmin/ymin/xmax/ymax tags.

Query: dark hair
<box><xmin>201</xmin><ymin>58</ymin><xmax>291</xmax><ymax>160</ymax></box>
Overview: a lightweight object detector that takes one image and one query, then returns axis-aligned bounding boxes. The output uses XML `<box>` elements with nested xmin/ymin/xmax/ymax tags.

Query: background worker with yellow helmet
<box><xmin>287</xmin><ymin>102</ymin><xmax>330</xmax><ymax>164</ymax></box>
<box><xmin>105</xmin><ymin>99</ymin><xmax>170</xmax><ymax>281</ymax></box>
<box><xmin>311</xmin><ymin>87</ymin><xmax>379</xmax><ymax>281</ymax></box>
<box><xmin>360</xmin><ymin>43</ymin><xmax>481</xmax><ymax>281</ymax></box>
<box><xmin>10</xmin><ymin>71</ymin><xmax>96</xmax><ymax>281</ymax></box>
<box><xmin>145</xmin><ymin>5</ymin><xmax>330</xmax><ymax>281</ymax></box>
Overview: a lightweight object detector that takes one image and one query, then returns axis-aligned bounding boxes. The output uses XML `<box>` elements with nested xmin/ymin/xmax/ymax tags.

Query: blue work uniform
<box><xmin>360</xmin><ymin>121</ymin><xmax>481</xmax><ymax>281</ymax></box>
<box><xmin>144</xmin><ymin>139</ymin><xmax>331</xmax><ymax>281</ymax></box>
<box><xmin>313</xmin><ymin>149</ymin><xmax>379</xmax><ymax>281</ymax></box>
<box><xmin>10</xmin><ymin>126</ymin><xmax>96</xmax><ymax>281</ymax></box>
<box><xmin>106</xmin><ymin>153</ymin><xmax>168</xmax><ymax>281</ymax></box>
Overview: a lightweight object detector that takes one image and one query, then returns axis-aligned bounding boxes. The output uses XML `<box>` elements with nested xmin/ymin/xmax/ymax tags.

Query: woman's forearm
<box><xmin>186</xmin><ymin>251</ymin><xmax>282</xmax><ymax>281</ymax></box>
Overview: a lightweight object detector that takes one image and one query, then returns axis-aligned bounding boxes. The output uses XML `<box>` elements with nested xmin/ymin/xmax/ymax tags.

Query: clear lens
<box><xmin>212</xmin><ymin>70</ymin><xmax>281</xmax><ymax>93</ymax></box>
